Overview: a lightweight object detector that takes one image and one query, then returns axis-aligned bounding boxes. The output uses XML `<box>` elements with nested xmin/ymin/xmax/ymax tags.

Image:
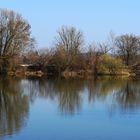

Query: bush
<box><xmin>97</xmin><ymin>54</ymin><xmax>125</xmax><ymax>74</ymax></box>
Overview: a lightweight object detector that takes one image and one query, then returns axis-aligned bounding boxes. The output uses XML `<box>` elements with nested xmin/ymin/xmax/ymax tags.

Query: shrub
<box><xmin>97</xmin><ymin>54</ymin><xmax>125</xmax><ymax>74</ymax></box>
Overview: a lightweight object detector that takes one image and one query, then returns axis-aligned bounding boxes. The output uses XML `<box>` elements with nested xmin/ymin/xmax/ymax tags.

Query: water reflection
<box><xmin>114</xmin><ymin>80</ymin><xmax>140</xmax><ymax>111</ymax></box>
<box><xmin>54</xmin><ymin>79</ymin><xmax>84</xmax><ymax>114</ymax></box>
<box><xmin>0</xmin><ymin>76</ymin><xmax>140</xmax><ymax>137</ymax></box>
<box><xmin>0</xmin><ymin>77</ymin><xmax>29</xmax><ymax>136</ymax></box>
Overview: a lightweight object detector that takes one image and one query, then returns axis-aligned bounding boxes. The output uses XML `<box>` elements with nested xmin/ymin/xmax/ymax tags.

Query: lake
<box><xmin>0</xmin><ymin>76</ymin><xmax>140</xmax><ymax>140</ymax></box>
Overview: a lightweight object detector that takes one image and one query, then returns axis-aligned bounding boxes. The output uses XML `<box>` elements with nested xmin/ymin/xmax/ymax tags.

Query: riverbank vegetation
<box><xmin>0</xmin><ymin>9</ymin><xmax>140</xmax><ymax>78</ymax></box>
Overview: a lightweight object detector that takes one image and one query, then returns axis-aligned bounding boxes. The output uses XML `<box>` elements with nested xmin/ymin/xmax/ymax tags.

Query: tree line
<box><xmin>0</xmin><ymin>9</ymin><xmax>140</xmax><ymax>76</ymax></box>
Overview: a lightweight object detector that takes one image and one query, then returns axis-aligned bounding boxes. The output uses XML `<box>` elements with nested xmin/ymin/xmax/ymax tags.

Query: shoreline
<box><xmin>5</xmin><ymin>70</ymin><xmax>137</xmax><ymax>79</ymax></box>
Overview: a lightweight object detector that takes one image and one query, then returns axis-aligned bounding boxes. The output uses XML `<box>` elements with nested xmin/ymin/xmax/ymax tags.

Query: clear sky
<box><xmin>1</xmin><ymin>0</ymin><xmax>140</xmax><ymax>48</ymax></box>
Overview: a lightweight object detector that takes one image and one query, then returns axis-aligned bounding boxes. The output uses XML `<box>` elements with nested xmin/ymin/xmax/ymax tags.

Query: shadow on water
<box><xmin>0</xmin><ymin>76</ymin><xmax>140</xmax><ymax>137</ymax></box>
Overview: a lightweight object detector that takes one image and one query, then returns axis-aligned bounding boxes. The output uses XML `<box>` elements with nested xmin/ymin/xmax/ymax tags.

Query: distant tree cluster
<box><xmin>0</xmin><ymin>8</ymin><xmax>140</xmax><ymax>76</ymax></box>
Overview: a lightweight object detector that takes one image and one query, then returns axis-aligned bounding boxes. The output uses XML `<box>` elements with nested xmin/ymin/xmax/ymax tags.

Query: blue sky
<box><xmin>1</xmin><ymin>0</ymin><xmax>140</xmax><ymax>48</ymax></box>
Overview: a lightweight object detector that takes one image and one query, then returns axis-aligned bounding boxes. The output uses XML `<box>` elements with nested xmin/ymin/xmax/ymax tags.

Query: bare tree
<box><xmin>55</xmin><ymin>26</ymin><xmax>84</xmax><ymax>70</ymax></box>
<box><xmin>0</xmin><ymin>9</ymin><xmax>34</xmax><ymax>57</ymax></box>
<box><xmin>98</xmin><ymin>42</ymin><xmax>112</xmax><ymax>54</ymax></box>
<box><xmin>115</xmin><ymin>34</ymin><xmax>140</xmax><ymax>65</ymax></box>
<box><xmin>56</xmin><ymin>26</ymin><xmax>84</xmax><ymax>52</ymax></box>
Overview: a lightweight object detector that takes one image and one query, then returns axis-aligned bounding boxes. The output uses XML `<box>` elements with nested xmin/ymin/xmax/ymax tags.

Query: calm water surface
<box><xmin>0</xmin><ymin>76</ymin><xmax>140</xmax><ymax>140</ymax></box>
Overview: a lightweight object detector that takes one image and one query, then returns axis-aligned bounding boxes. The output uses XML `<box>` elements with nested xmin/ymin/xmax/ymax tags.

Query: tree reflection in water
<box><xmin>114</xmin><ymin>79</ymin><xmax>140</xmax><ymax>112</ymax></box>
<box><xmin>0</xmin><ymin>76</ymin><xmax>140</xmax><ymax>137</ymax></box>
<box><xmin>21</xmin><ymin>78</ymin><xmax>85</xmax><ymax>115</ymax></box>
<box><xmin>22</xmin><ymin>77</ymin><xmax>140</xmax><ymax>115</ymax></box>
<box><xmin>54</xmin><ymin>79</ymin><xmax>85</xmax><ymax>115</ymax></box>
<box><xmin>0</xmin><ymin>77</ymin><xmax>29</xmax><ymax>136</ymax></box>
